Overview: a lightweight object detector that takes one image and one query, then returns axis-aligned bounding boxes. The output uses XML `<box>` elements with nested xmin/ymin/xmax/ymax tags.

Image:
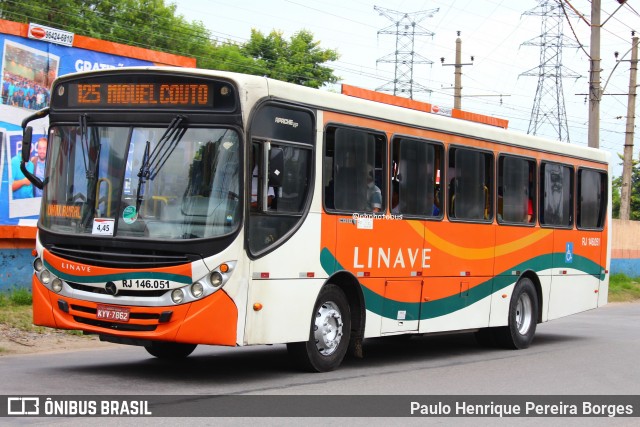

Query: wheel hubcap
<box><xmin>313</xmin><ymin>301</ymin><xmax>344</xmax><ymax>356</ymax></box>
<box><xmin>515</xmin><ymin>293</ymin><xmax>533</xmax><ymax>335</ymax></box>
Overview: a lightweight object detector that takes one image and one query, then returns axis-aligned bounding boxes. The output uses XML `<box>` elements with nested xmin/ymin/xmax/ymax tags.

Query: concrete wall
<box><xmin>611</xmin><ymin>219</ymin><xmax>640</xmax><ymax>277</ymax></box>
<box><xmin>0</xmin><ymin>226</ymin><xmax>36</xmax><ymax>292</ymax></box>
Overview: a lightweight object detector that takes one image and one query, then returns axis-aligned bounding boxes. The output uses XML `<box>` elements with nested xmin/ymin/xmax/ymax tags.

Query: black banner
<box><xmin>2</xmin><ymin>395</ymin><xmax>639</xmax><ymax>417</ymax></box>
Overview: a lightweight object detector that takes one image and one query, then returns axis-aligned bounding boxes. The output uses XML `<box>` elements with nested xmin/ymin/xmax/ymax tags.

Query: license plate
<box><xmin>96</xmin><ymin>304</ymin><xmax>130</xmax><ymax>322</ymax></box>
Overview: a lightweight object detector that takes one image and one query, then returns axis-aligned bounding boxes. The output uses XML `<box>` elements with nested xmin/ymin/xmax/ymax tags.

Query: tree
<box><xmin>612</xmin><ymin>155</ymin><xmax>640</xmax><ymax>220</ymax></box>
<box><xmin>239</xmin><ymin>29</ymin><xmax>339</xmax><ymax>88</ymax></box>
<box><xmin>0</xmin><ymin>0</ymin><xmax>340</xmax><ymax>87</ymax></box>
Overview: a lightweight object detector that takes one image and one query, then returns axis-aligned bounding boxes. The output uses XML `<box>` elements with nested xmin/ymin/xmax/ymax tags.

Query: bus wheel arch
<box><xmin>327</xmin><ymin>271</ymin><xmax>366</xmax><ymax>359</ymax></box>
<box><xmin>495</xmin><ymin>275</ymin><xmax>539</xmax><ymax>349</ymax></box>
<box><xmin>520</xmin><ymin>270</ymin><xmax>543</xmax><ymax>324</ymax></box>
<box><xmin>286</xmin><ymin>271</ymin><xmax>364</xmax><ymax>372</ymax></box>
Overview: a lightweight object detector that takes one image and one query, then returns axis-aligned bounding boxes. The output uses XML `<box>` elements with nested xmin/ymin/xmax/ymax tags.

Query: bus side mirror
<box><xmin>22</xmin><ymin>126</ymin><xmax>33</xmax><ymax>163</ymax></box>
<box><xmin>268</xmin><ymin>147</ymin><xmax>284</xmax><ymax>188</ymax></box>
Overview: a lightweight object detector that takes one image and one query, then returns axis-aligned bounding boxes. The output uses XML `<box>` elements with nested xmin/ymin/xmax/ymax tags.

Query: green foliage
<box><xmin>10</xmin><ymin>288</ymin><xmax>33</xmax><ymax>306</ymax></box>
<box><xmin>613</xmin><ymin>155</ymin><xmax>640</xmax><ymax>220</ymax></box>
<box><xmin>0</xmin><ymin>288</ymin><xmax>33</xmax><ymax>306</ymax></box>
<box><xmin>0</xmin><ymin>0</ymin><xmax>340</xmax><ymax>87</ymax></box>
<box><xmin>609</xmin><ymin>273</ymin><xmax>640</xmax><ymax>302</ymax></box>
<box><xmin>238</xmin><ymin>30</ymin><xmax>340</xmax><ymax>88</ymax></box>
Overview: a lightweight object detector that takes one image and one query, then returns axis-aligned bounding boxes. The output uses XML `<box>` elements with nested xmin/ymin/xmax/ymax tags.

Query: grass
<box><xmin>0</xmin><ymin>289</ymin><xmax>48</xmax><ymax>333</ymax></box>
<box><xmin>608</xmin><ymin>273</ymin><xmax>640</xmax><ymax>302</ymax></box>
<box><xmin>0</xmin><ymin>288</ymin><xmax>76</xmax><ymax>334</ymax></box>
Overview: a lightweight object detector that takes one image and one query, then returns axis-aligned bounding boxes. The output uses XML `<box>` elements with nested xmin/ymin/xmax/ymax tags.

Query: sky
<box><xmin>171</xmin><ymin>0</ymin><xmax>640</xmax><ymax>176</ymax></box>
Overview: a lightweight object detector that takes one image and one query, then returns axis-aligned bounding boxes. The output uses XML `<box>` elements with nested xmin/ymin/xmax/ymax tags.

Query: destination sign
<box><xmin>68</xmin><ymin>82</ymin><xmax>213</xmax><ymax>108</ymax></box>
<box><xmin>54</xmin><ymin>74</ymin><xmax>237</xmax><ymax>111</ymax></box>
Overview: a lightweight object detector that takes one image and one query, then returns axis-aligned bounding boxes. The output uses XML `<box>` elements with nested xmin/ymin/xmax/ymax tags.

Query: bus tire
<box><xmin>287</xmin><ymin>284</ymin><xmax>351</xmax><ymax>372</ymax></box>
<box><xmin>495</xmin><ymin>277</ymin><xmax>538</xmax><ymax>349</ymax></box>
<box><xmin>145</xmin><ymin>341</ymin><xmax>197</xmax><ymax>359</ymax></box>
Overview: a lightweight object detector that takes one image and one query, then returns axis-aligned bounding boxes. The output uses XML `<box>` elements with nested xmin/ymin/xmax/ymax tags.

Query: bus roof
<box><xmin>52</xmin><ymin>66</ymin><xmax>610</xmax><ymax>166</ymax></box>
<box><xmin>341</xmin><ymin>84</ymin><xmax>509</xmax><ymax>129</ymax></box>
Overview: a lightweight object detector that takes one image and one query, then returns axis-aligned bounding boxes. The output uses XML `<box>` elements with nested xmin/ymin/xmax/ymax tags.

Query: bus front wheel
<box><xmin>145</xmin><ymin>341</ymin><xmax>197</xmax><ymax>359</ymax></box>
<box><xmin>287</xmin><ymin>284</ymin><xmax>351</xmax><ymax>372</ymax></box>
<box><xmin>495</xmin><ymin>277</ymin><xmax>538</xmax><ymax>349</ymax></box>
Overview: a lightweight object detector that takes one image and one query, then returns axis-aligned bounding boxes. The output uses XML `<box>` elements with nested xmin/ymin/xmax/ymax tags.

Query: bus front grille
<box><xmin>49</xmin><ymin>244</ymin><xmax>192</xmax><ymax>268</ymax></box>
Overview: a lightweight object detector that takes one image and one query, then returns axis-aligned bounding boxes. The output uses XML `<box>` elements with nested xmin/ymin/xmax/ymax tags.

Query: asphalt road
<box><xmin>1</xmin><ymin>302</ymin><xmax>638</xmax><ymax>426</ymax></box>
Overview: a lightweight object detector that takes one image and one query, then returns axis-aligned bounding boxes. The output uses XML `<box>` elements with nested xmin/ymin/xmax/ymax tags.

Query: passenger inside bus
<box><xmin>391</xmin><ymin>180</ymin><xmax>399</xmax><ymax>214</ymax></box>
<box><xmin>366</xmin><ymin>166</ymin><xmax>382</xmax><ymax>212</ymax></box>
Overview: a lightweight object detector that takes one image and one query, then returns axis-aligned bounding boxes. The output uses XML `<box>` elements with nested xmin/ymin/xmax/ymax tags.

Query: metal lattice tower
<box><xmin>374</xmin><ymin>5</ymin><xmax>439</xmax><ymax>99</ymax></box>
<box><xmin>521</xmin><ymin>0</ymin><xmax>581</xmax><ymax>142</ymax></box>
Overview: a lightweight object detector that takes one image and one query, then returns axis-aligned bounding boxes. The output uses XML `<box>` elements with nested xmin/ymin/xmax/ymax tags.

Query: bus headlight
<box><xmin>190</xmin><ymin>282</ymin><xmax>204</xmax><ymax>299</ymax></box>
<box><xmin>171</xmin><ymin>289</ymin><xmax>184</xmax><ymax>304</ymax></box>
<box><xmin>51</xmin><ymin>278</ymin><xmax>63</xmax><ymax>293</ymax></box>
<box><xmin>210</xmin><ymin>272</ymin><xmax>223</xmax><ymax>288</ymax></box>
<box><xmin>40</xmin><ymin>270</ymin><xmax>52</xmax><ymax>285</ymax></box>
<box><xmin>33</xmin><ymin>257</ymin><xmax>44</xmax><ymax>272</ymax></box>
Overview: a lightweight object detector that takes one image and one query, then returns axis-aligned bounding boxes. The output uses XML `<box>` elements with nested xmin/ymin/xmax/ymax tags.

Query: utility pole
<box><xmin>620</xmin><ymin>34</ymin><xmax>638</xmax><ymax>220</ymax></box>
<box><xmin>441</xmin><ymin>31</ymin><xmax>473</xmax><ymax>110</ymax></box>
<box><xmin>588</xmin><ymin>0</ymin><xmax>601</xmax><ymax>148</ymax></box>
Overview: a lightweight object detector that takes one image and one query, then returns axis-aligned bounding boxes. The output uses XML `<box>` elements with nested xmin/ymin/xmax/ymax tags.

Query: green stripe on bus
<box><xmin>43</xmin><ymin>260</ymin><xmax>192</xmax><ymax>284</ymax></box>
<box><xmin>320</xmin><ymin>247</ymin><xmax>604</xmax><ymax>319</ymax></box>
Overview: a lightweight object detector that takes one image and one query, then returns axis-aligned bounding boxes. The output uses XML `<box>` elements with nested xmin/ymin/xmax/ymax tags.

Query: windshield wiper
<box><xmin>79</xmin><ymin>114</ymin><xmax>102</xmax><ymax>227</ymax></box>
<box><xmin>136</xmin><ymin>115</ymin><xmax>187</xmax><ymax>211</ymax></box>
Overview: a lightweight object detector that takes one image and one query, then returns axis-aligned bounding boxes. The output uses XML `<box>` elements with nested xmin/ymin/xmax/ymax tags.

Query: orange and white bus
<box><xmin>21</xmin><ymin>67</ymin><xmax>610</xmax><ymax>372</ymax></box>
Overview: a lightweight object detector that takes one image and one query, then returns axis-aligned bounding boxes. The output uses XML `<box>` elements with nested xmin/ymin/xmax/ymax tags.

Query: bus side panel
<box><xmin>421</xmin><ymin>221</ymin><xmax>495</xmax><ymax>332</ymax></box>
<box><xmin>334</xmin><ymin>217</ymin><xmax>427</xmax><ymax>337</ymax></box>
<box><xmin>598</xmin><ymin>174</ymin><xmax>612</xmax><ymax>307</ymax></box>
<box><xmin>418</xmin><ymin>290</ymin><xmax>492</xmax><ymax>333</ymax></box>
<box><xmin>419</xmin><ymin>276</ymin><xmax>492</xmax><ymax>333</ymax></box>
<box><xmin>244</xmin><ymin>278</ymin><xmax>324</xmax><ymax>345</ymax></box>
<box><xmin>598</xmin><ymin>218</ymin><xmax>611</xmax><ymax>307</ymax></box>
<box><xmin>245</xmin><ymin>213</ymin><xmax>324</xmax><ymax>345</ymax></box>
<box><xmin>548</xmin><ymin>229</ymin><xmax>601</xmax><ymax>320</ymax></box>
<box><xmin>492</xmin><ymin>225</ymin><xmax>554</xmax><ymax>325</ymax></box>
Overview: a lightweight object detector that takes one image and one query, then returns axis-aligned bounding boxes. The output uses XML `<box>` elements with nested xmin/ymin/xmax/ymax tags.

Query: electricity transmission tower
<box><xmin>374</xmin><ymin>5</ymin><xmax>439</xmax><ymax>99</ymax></box>
<box><xmin>521</xmin><ymin>0</ymin><xmax>580</xmax><ymax>142</ymax></box>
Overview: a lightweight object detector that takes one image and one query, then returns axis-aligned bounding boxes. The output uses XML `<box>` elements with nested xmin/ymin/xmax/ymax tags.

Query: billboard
<box><xmin>0</xmin><ymin>21</ymin><xmax>195</xmax><ymax>226</ymax></box>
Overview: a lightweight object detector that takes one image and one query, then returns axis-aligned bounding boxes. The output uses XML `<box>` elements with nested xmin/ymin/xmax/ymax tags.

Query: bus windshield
<box><xmin>42</xmin><ymin>125</ymin><xmax>241</xmax><ymax>240</ymax></box>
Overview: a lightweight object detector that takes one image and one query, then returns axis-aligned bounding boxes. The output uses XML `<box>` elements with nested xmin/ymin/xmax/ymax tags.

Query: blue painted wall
<box><xmin>610</xmin><ymin>259</ymin><xmax>640</xmax><ymax>278</ymax></box>
<box><xmin>0</xmin><ymin>248</ymin><xmax>33</xmax><ymax>292</ymax></box>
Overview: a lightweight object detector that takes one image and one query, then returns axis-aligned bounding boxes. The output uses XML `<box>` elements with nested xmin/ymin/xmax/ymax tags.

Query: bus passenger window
<box><xmin>391</xmin><ymin>137</ymin><xmax>443</xmax><ymax>218</ymax></box>
<box><xmin>498</xmin><ymin>156</ymin><xmax>536</xmax><ymax>225</ymax></box>
<box><xmin>448</xmin><ymin>147</ymin><xmax>493</xmax><ymax>221</ymax></box>
<box><xmin>577</xmin><ymin>169</ymin><xmax>606</xmax><ymax>229</ymax></box>
<box><xmin>540</xmin><ymin>162</ymin><xmax>573</xmax><ymax>227</ymax></box>
<box><xmin>324</xmin><ymin>126</ymin><xmax>386</xmax><ymax>213</ymax></box>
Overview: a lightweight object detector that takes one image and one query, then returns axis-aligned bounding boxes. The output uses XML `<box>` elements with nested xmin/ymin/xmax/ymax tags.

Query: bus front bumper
<box><xmin>32</xmin><ymin>276</ymin><xmax>238</xmax><ymax>346</ymax></box>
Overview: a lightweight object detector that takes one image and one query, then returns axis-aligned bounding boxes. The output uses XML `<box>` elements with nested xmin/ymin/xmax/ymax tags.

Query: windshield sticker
<box><xmin>92</xmin><ymin>218</ymin><xmax>115</xmax><ymax>236</ymax></box>
<box><xmin>46</xmin><ymin>204</ymin><xmax>82</xmax><ymax>219</ymax></box>
<box><xmin>122</xmin><ymin>206</ymin><xmax>138</xmax><ymax>224</ymax></box>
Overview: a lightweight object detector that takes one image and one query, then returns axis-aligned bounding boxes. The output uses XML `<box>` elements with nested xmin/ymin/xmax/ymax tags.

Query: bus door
<box><xmin>421</xmin><ymin>146</ymin><xmax>496</xmax><ymax>332</ymax></box>
<box><xmin>245</xmin><ymin>104</ymin><xmax>316</xmax><ymax>344</ymax></box>
<box><xmin>325</xmin><ymin>126</ymin><xmax>423</xmax><ymax>334</ymax></box>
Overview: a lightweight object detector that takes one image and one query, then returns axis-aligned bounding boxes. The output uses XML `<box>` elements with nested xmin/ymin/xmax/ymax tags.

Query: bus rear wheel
<box><xmin>287</xmin><ymin>284</ymin><xmax>351</xmax><ymax>372</ymax></box>
<box><xmin>494</xmin><ymin>277</ymin><xmax>538</xmax><ymax>349</ymax></box>
<box><xmin>145</xmin><ymin>341</ymin><xmax>197</xmax><ymax>359</ymax></box>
